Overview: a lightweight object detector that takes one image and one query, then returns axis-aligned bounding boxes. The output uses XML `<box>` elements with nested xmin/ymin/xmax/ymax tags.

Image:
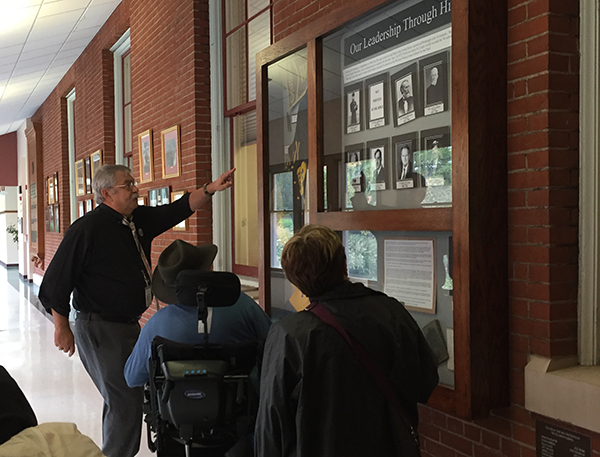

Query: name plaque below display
<box><xmin>536</xmin><ymin>421</ymin><xmax>590</xmax><ymax>457</ymax></box>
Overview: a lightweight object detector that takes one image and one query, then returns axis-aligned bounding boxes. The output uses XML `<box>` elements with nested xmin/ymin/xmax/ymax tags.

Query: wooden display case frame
<box><xmin>256</xmin><ymin>0</ymin><xmax>508</xmax><ymax>420</ymax></box>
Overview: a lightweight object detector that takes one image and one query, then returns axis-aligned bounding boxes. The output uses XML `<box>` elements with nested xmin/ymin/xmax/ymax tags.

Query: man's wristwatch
<box><xmin>203</xmin><ymin>183</ymin><xmax>215</xmax><ymax>196</ymax></box>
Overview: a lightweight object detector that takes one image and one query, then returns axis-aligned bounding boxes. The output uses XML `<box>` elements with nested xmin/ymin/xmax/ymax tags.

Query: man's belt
<box><xmin>76</xmin><ymin>311</ymin><xmax>140</xmax><ymax>324</ymax></box>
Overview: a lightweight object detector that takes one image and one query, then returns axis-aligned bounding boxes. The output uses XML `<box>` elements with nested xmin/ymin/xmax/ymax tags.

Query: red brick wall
<box><xmin>32</xmin><ymin>0</ymin><xmax>215</xmax><ymax>324</ymax></box>
<box><xmin>0</xmin><ymin>132</ymin><xmax>18</xmax><ymax>186</ymax></box>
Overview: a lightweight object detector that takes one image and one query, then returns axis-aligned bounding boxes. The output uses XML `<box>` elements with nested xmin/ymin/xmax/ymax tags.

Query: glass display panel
<box><xmin>267</xmin><ymin>48</ymin><xmax>308</xmax><ymax>319</ymax></box>
<box><xmin>322</xmin><ymin>0</ymin><xmax>452</xmax><ymax>211</ymax></box>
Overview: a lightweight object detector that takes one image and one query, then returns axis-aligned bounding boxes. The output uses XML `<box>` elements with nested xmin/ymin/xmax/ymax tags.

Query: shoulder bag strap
<box><xmin>307</xmin><ymin>301</ymin><xmax>420</xmax><ymax>446</ymax></box>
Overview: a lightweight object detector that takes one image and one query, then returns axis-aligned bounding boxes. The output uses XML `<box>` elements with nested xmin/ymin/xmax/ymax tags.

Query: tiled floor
<box><xmin>0</xmin><ymin>266</ymin><xmax>154</xmax><ymax>456</ymax></box>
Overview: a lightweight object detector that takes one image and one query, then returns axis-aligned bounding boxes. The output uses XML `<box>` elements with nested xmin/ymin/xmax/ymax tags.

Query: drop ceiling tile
<box><xmin>0</xmin><ymin>54</ymin><xmax>20</xmax><ymax>68</ymax></box>
<box><xmin>62</xmin><ymin>36</ymin><xmax>94</xmax><ymax>52</ymax></box>
<box><xmin>38</xmin><ymin>0</ymin><xmax>90</xmax><ymax>18</ymax></box>
<box><xmin>68</xmin><ymin>26</ymin><xmax>99</xmax><ymax>42</ymax></box>
<box><xmin>75</xmin><ymin>2</ymin><xmax>119</xmax><ymax>30</ymax></box>
<box><xmin>15</xmin><ymin>54</ymin><xmax>57</xmax><ymax>72</ymax></box>
<box><xmin>0</xmin><ymin>43</ymin><xmax>25</xmax><ymax>56</ymax></box>
<box><xmin>24</xmin><ymin>33</ymin><xmax>73</xmax><ymax>50</ymax></box>
<box><xmin>0</xmin><ymin>31</ymin><xmax>30</xmax><ymax>49</ymax></box>
<box><xmin>20</xmin><ymin>44</ymin><xmax>63</xmax><ymax>61</ymax></box>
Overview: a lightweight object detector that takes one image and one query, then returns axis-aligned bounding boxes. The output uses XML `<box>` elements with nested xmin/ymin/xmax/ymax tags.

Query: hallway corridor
<box><xmin>0</xmin><ymin>266</ymin><xmax>154</xmax><ymax>456</ymax></box>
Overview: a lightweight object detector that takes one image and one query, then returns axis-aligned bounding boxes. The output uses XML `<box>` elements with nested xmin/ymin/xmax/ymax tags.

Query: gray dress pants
<box><xmin>74</xmin><ymin>314</ymin><xmax>143</xmax><ymax>457</ymax></box>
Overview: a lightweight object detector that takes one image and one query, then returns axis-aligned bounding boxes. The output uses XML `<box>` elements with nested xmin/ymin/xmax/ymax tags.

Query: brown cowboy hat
<box><xmin>152</xmin><ymin>239</ymin><xmax>218</xmax><ymax>304</ymax></box>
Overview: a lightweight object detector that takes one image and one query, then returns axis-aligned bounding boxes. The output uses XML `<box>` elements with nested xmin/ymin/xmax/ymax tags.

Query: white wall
<box><xmin>0</xmin><ymin>186</ymin><xmax>19</xmax><ymax>266</ymax></box>
<box><xmin>16</xmin><ymin>123</ymin><xmax>30</xmax><ymax>279</ymax></box>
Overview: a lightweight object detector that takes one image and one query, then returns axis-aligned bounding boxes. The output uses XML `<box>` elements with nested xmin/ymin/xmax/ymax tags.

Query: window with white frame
<box><xmin>111</xmin><ymin>30</ymin><xmax>132</xmax><ymax>169</ymax></box>
<box><xmin>578</xmin><ymin>0</ymin><xmax>600</xmax><ymax>366</ymax></box>
<box><xmin>66</xmin><ymin>89</ymin><xmax>77</xmax><ymax>223</ymax></box>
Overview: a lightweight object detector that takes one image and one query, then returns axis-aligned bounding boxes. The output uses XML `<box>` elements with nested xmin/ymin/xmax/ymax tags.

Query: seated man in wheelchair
<box><xmin>124</xmin><ymin>239</ymin><xmax>272</xmax><ymax>456</ymax></box>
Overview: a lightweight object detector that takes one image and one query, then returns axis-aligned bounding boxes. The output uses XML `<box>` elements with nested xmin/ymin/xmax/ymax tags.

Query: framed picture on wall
<box><xmin>137</xmin><ymin>195</ymin><xmax>147</xmax><ymax>206</ymax></box>
<box><xmin>85</xmin><ymin>199</ymin><xmax>93</xmax><ymax>213</ymax></box>
<box><xmin>54</xmin><ymin>204</ymin><xmax>59</xmax><ymax>232</ymax></box>
<box><xmin>84</xmin><ymin>157</ymin><xmax>92</xmax><ymax>194</ymax></box>
<box><xmin>171</xmin><ymin>191</ymin><xmax>187</xmax><ymax>231</ymax></box>
<box><xmin>138</xmin><ymin>130</ymin><xmax>153</xmax><ymax>183</ymax></box>
<box><xmin>91</xmin><ymin>150</ymin><xmax>102</xmax><ymax>179</ymax></box>
<box><xmin>161</xmin><ymin>125</ymin><xmax>181</xmax><ymax>179</ymax></box>
<box><xmin>75</xmin><ymin>159</ymin><xmax>85</xmax><ymax>196</ymax></box>
<box><xmin>49</xmin><ymin>205</ymin><xmax>54</xmax><ymax>232</ymax></box>
<box><xmin>159</xmin><ymin>186</ymin><xmax>170</xmax><ymax>206</ymax></box>
<box><xmin>149</xmin><ymin>189</ymin><xmax>158</xmax><ymax>207</ymax></box>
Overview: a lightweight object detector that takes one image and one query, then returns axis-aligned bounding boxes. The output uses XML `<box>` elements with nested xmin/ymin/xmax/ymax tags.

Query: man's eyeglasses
<box><xmin>113</xmin><ymin>181</ymin><xmax>138</xmax><ymax>190</ymax></box>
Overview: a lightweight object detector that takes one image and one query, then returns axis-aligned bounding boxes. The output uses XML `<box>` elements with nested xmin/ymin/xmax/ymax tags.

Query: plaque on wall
<box><xmin>536</xmin><ymin>421</ymin><xmax>590</xmax><ymax>457</ymax></box>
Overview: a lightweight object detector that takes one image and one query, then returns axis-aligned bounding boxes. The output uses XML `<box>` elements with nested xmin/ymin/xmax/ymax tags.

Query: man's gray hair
<box><xmin>93</xmin><ymin>164</ymin><xmax>131</xmax><ymax>204</ymax></box>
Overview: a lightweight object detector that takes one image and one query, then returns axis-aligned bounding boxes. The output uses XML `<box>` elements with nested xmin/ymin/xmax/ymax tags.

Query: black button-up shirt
<box><xmin>39</xmin><ymin>195</ymin><xmax>193</xmax><ymax>321</ymax></box>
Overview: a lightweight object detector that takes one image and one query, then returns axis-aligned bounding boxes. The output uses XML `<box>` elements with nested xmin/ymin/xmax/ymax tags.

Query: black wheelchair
<box><xmin>143</xmin><ymin>271</ymin><xmax>262</xmax><ymax>457</ymax></box>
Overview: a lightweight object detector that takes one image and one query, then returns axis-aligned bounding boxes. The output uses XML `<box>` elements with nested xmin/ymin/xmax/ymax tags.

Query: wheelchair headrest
<box><xmin>175</xmin><ymin>270</ymin><xmax>241</xmax><ymax>308</ymax></box>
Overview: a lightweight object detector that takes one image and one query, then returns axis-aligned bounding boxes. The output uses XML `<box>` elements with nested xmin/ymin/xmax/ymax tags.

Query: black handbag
<box><xmin>307</xmin><ymin>301</ymin><xmax>422</xmax><ymax>457</ymax></box>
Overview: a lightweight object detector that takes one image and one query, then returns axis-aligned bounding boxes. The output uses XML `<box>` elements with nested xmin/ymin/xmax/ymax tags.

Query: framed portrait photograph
<box><xmin>149</xmin><ymin>189</ymin><xmax>158</xmax><ymax>207</ymax></box>
<box><xmin>47</xmin><ymin>176</ymin><xmax>55</xmax><ymax>204</ymax></box>
<box><xmin>91</xmin><ymin>150</ymin><xmax>102</xmax><ymax>179</ymax></box>
<box><xmin>171</xmin><ymin>191</ymin><xmax>187</xmax><ymax>231</ymax></box>
<box><xmin>416</xmin><ymin>126</ymin><xmax>452</xmax><ymax>188</ymax></box>
<box><xmin>161</xmin><ymin>125</ymin><xmax>181</xmax><ymax>179</ymax></box>
<box><xmin>366</xmin><ymin>73</ymin><xmax>389</xmax><ymax>129</ymax></box>
<box><xmin>345</xmin><ymin>143</ymin><xmax>363</xmax><ymax>195</ymax></box>
<box><xmin>75</xmin><ymin>159</ymin><xmax>85</xmax><ymax>196</ymax></box>
<box><xmin>366</xmin><ymin>138</ymin><xmax>390</xmax><ymax>191</ymax></box>
<box><xmin>54</xmin><ymin>204</ymin><xmax>59</xmax><ymax>232</ymax></box>
<box><xmin>138</xmin><ymin>129</ymin><xmax>153</xmax><ymax>183</ymax></box>
<box><xmin>155</xmin><ymin>186</ymin><xmax>170</xmax><ymax>206</ymax></box>
<box><xmin>391</xmin><ymin>63</ymin><xmax>419</xmax><ymax>126</ymax></box>
<box><xmin>344</xmin><ymin>82</ymin><xmax>363</xmax><ymax>134</ymax></box>
<box><xmin>392</xmin><ymin>132</ymin><xmax>420</xmax><ymax>190</ymax></box>
<box><xmin>420</xmin><ymin>51</ymin><xmax>449</xmax><ymax>116</ymax></box>
<box><xmin>84</xmin><ymin>157</ymin><xmax>92</xmax><ymax>194</ymax></box>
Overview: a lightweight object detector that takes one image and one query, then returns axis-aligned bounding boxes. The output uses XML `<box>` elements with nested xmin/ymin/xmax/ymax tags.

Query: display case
<box><xmin>257</xmin><ymin>0</ymin><xmax>507</xmax><ymax>420</ymax></box>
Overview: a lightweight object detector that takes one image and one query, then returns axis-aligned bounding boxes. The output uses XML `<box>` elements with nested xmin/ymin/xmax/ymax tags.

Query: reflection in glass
<box><xmin>345</xmin><ymin>231</ymin><xmax>377</xmax><ymax>281</ymax></box>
